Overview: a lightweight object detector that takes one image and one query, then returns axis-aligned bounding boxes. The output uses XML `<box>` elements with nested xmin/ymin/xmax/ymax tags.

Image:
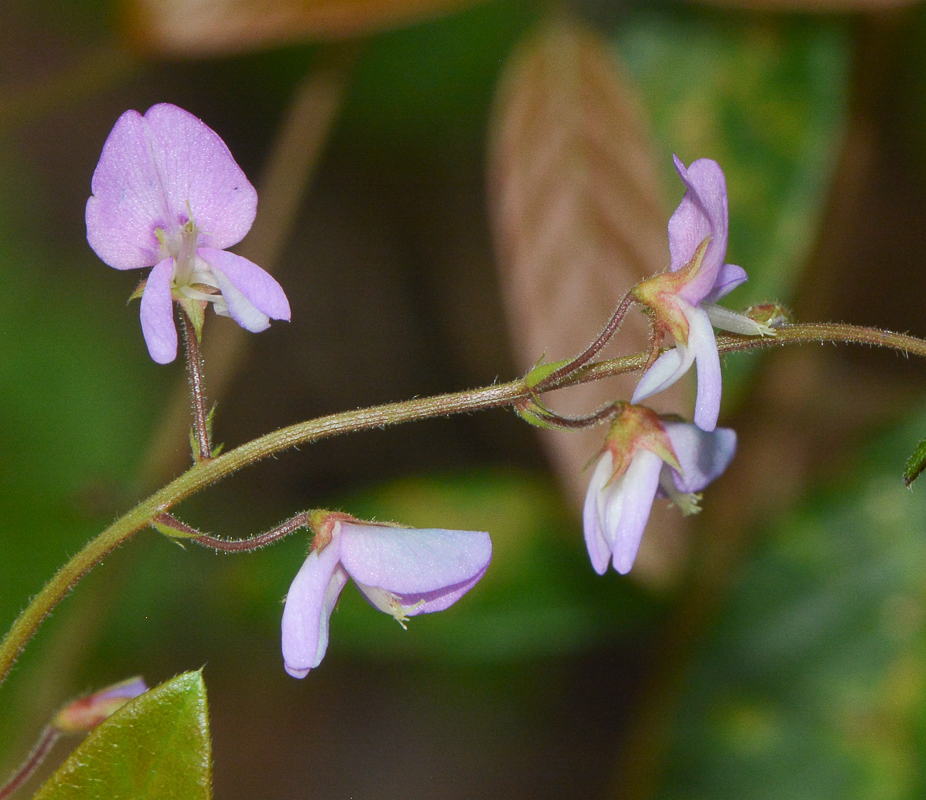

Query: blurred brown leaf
<box><xmin>487</xmin><ymin>15</ymin><xmax>686</xmax><ymax>584</ymax></box>
<box><xmin>123</xmin><ymin>0</ymin><xmax>486</xmax><ymax>56</ymax></box>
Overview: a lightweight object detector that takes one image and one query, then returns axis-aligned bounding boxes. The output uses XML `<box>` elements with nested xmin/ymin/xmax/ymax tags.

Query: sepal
<box><xmin>128</xmin><ymin>278</ymin><xmax>146</xmax><ymax>303</ymax></box>
<box><xmin>151</xmin><ymin>516</ymin><xmax>200</xmax><ymax>540</ymax></box>
<box><xmin>523</xmin><ymin>355</ymin><xmax>572</xmax><ymax>389</ymax></box>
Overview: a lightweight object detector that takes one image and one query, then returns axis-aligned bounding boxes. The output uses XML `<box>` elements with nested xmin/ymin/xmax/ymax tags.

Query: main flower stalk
<box><xmin>1</xmin><ymin>322</ymin><xmax>926</xmax><ymax>692</ymax></box>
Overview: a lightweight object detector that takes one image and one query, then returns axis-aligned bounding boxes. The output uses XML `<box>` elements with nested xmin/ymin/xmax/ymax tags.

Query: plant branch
<box><xmin>2</xmin><ymin>320</ymin><xmax>925</xmax><ymax>692</ymax></box>
<box><xmin>532</xmin><ymin>291</ymin><xmax>635</xmax><ymax>391</ymax></box>
<box><xmin>155</xmin><ymin>512</ymin><xmax>309</xmax><ymax>552</ymax></box>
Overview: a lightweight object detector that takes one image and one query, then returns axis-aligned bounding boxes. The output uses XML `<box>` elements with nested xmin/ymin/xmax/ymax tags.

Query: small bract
<box><xmin>86</xmin><ymin>103</ymin><xmax>290</xmax><ymax>363</ymax></box>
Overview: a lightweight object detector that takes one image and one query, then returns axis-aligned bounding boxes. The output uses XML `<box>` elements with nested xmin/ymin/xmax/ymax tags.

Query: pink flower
<box><xmin>583</xmin><ymin>405</ymin><xmax>736</xmax><ymax>575</ymax></box>
<box><xmin>86</xmin><ymin>104</ymin><xmax>290</xmax><ymax>363</ymax></box>
<box><xmin>281</xmin><ymin>514</ymin><xmax>492</xmax><ymax>678</ymax></box>
<box><xmin>632</xmin><ymin>157</ymin><xmax>770</xmax><ymax>431</ymax></box>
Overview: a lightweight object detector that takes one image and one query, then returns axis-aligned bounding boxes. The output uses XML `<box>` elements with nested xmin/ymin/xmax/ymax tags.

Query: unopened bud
<box><xmin>53</xmin><ymin>677</ymin><xmax>147</xmax><ymax>733</ymax></box>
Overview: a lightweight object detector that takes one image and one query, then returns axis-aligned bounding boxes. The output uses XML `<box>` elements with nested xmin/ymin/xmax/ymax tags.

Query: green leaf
<box><xmin>903</xmin><ymin>437</ymin><xmax>926</xmax><ymax>487</ymax></box>
<box><xmin>33</xmin><ymin>671</ymin><xmax>211</xmax><ymax>800</ymax></box>
<box><xmin>657</xmin><ymin>411</ymin><xmax>926</xmax><ymax>798</ymax></box>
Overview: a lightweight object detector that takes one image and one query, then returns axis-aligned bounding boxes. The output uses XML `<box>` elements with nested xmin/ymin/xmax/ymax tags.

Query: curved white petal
<box><xmin>687</xmin><ymin>308</ymin><xmax>722</xmax><ymax>431</ymax></box>
<box><xmin>281</xmin><ymin>540</ymin><xmax>348</xmax><ymax>679</ymax></box>
<box><xmin>199</xmin><ymin>248</ymin><xmax>290</xmax><ymax>332</ymax></box>
<box><xmin>139</xmin><ymin>258</ymin><xmax>178</xmax><ymax>364</ymax></box>
<box><xmin>583</xmin><ymin>452</ymin><xmax>615</xmax><ymax>575</ymax></box>
<box><xmin>705</xmin><ymin>303</ymin><xmax>772</xmax><ymax>337</ymax></box>
<box><xmin>209</xmin><ymin>268</ymin><xmax>269</xmax><ymax>331</ymax></box>
<box><xmin>609</xmin><ymin>450</ymin><xmax>662</xmax><ymax>574</ymax></box>
<box><xmin>632</xmin><ymin>345</ymin><xmax>693</xmax><ymax>405</ymax></box>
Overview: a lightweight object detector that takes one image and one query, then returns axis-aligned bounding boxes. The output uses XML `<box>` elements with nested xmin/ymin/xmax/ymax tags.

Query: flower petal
<box><xmin>608</xmin><ymin>449</ymin><xmax>662</xmax><ymax>574</ymax></box>
<box><xmin>703</xmin><ymin>263</ymin><xmax>747</xmax><ymax>303</ymax></box>
<box><xmin>662</xmin><ymin>422</ymin><xmax>737</xmax><ymax>493</ymax></box>
<box><xmin>687</xmin><ymin>307</ymin><xmax>722</xmax><ymax>431</ymax></box>
<box><xmin>142</xmin><ymin>104</ymin><xmax>257</xmax><ymax>249</ymax></box>
<box><xmin>668</xmin><ymin>157</ymin><xmax>729</xmax><ymax>304</ymax></box>
<box><xmin>139</xmin><ymin>258</ymin><xmax>178</xmax><ymax>363</ymax></box>
<box><xmin>339</xmin><ymin>523</ymin><xmax>492</xmax><ymax>614</ymax></box>
<box><xmin>86</xmin><ymin>110</ymin><xmax>172</xmax><ymax>269</ymax></box>
<box><xmin>583</xmin><ymin>452</ymin><xmax>615</xmax><ymax>575</ymax></box>
<box><xmin>632</xmin><ymin>345</ymin><xmax>693</xmax><ymax>405</ymax></box>
<box><xmin>198</xmin><ymin>248</ymin><xmax>291</xmax><ymax>332</ymax></box>
<box><xmin>704</xmin><ymin>303</ymin><xmax>771</xmax><ymax>337</ymax></box>
<box><xmin>281</xmin><ymin>541</ymin><xmax>349</xmax><ymax>679</ymax></box>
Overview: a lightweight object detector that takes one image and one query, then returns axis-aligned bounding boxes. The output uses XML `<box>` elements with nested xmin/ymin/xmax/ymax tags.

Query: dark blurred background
<box><xmin>5</xmin><ymin>0</ymin><xmax>926</xmax><ymax>797</ymax></box>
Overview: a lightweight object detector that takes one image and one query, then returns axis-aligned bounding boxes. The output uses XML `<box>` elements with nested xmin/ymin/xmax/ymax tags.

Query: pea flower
<box><xmin>281</xmin><ymin>512</ymin><xmax>492</xmax><ymax>678</ymax></box>
<box><xmin>86</xmin><ymin>103</ymin><xmax>290</xmax><ymax>364</ymax></box>
<box><xmin>631</xmin><ymin>156</ymin><xmax>770</xmax><ymax>431</ymax></box>
<box><xmin>584</xmin><ymin>404</ymin><xmax>736</xmax><ymax>575</ymax></box>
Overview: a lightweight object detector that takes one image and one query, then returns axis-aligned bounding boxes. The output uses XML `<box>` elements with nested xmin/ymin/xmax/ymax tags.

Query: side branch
<box><xmin>179</xmin><ymin>309</ymin><xmax>212</xmax><ymax>462</ymax></box>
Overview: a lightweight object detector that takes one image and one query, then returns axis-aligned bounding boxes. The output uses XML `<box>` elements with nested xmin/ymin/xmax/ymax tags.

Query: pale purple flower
<box><xmin>281</xmin><ymin>517</ymin><xmax>492</xmax><ymax>678</ymax></box>
<box><xmin>632</xmin><ymin>156</ymin><xmax>770</xmax><ymax>431</ymax></box>
<box><xmin>86</xmin><ymin>103</ymin><xmax>290</xmax><ymax>363</ymax></box>
<box><xmin>584</xmin><ymin>407</ymin><xmax>736</xmax><ymax>575</ymax></box>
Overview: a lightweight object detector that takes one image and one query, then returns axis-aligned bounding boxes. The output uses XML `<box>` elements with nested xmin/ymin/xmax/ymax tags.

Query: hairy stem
<box><xmin>155</xmin><ymin>512</ymin><xmax>309</xmax><ymax>552</ymax></box>
<box><xmin>1</xmin><ymin>321</ymin><xmax>924</xmax><ymax>692</ymax></box>
<box><xmin>179</xmin><ymin>310</ymin><xmax>212</xmax><ymax>462</ymax></box>
<box><xmin>0</xmin><ymin>726</ymin><xmax>59</xmax><ymax>799</ymax></box>
<box><xmin>533</xmin><ymin>291</ymin><xmax>635</xmax><ymax>391</ymax></box>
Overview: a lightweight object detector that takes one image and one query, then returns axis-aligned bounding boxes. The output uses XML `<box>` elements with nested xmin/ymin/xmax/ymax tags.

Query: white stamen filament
<box><xmin>356</xmin><ymin>583</ymin><xmax>425</xmax><ymax>629</ymax></box>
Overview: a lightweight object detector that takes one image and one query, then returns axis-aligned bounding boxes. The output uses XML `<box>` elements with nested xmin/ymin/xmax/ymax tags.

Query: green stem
<box><xmin>1</xmin><ymin>321</ymin><xmax>924</xmax><ymax>691</ymax></box>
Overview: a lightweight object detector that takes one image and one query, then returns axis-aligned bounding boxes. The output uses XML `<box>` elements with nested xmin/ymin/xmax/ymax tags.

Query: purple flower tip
<box><xmin>631</xmin><ymin>156</ymin><xmax>768</xmax><ymax>431</ymax></box>
<box><xmin>281</xmin><ymin>518</ymin><xmax>492</xmax><ymax>678</ymax></box>
<box><xmin>86</xmin><ymin>103</ymin><xmax>290</xmax><ymax>363</ymax></box>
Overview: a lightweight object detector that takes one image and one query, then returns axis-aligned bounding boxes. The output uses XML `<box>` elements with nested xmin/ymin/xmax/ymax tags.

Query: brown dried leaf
<box><xmin>122</xmin><ymin>0</ymin><xmax>486</xmax><ymax>56</ymax></box>
<box><xmin>488</xmin><ymin>15</ymin><xmax>686</xmax><ymax>584</ymax></box>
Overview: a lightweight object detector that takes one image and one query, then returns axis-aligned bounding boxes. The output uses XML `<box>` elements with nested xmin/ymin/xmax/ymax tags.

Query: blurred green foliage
<box><xmin>659</xmin><ymin>409</ymin><xmax>926</xmax><ymax>800</ymax></box>
<box><xmin>2</xmin><ymin>0</ymin><xmax>926</xmax><ymax>797</ymax></box>
<box><xmin>616</xmin><ymin>7</ymin><xmax>850</xmax><ymax>405</ymax></box>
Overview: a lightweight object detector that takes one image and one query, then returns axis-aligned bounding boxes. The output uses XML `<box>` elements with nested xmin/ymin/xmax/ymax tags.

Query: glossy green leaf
<box><xmin>657</xmin><ymin>411</ymin><xmax>926</xmax><ymax>798</ymax></box>
<box><xmin>33</xmin><ymin>671</ymin><xmax>211</xmax><ymax>800</ymax></box>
